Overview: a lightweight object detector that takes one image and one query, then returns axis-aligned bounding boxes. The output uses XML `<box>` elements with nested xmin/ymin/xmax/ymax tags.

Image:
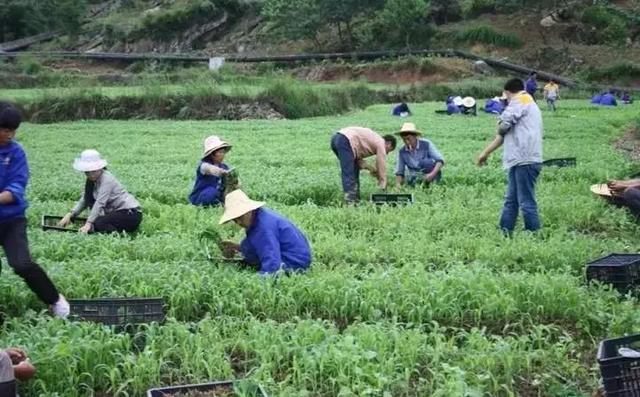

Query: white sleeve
<box><xmin>200</xmin><ymin>163</ymin><xmax>226</xmax><ymax>176</ymax></box>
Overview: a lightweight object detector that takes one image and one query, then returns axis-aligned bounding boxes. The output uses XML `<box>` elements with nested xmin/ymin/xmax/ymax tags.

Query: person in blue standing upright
<box><xmin>477</xmin><ymin>78</ymin><xmax>543</xmax><ymax>235</ymax></box>
<box><xmin>525</xmin><ymin>71</ymin><xmax>538</xmax><ymax>101</ymax></box>
<box><xmin>189</xmin><ymin>135</ymin><xmax>233</xmax><ymax>206</ymax></box>
<box><xmin>395</xmin><ymin>122</ymin><xmax>445</xmax><ymax>187</ymax></box>
<box><xmin>599</xmin><ymin>91</ymin><xmax>618</xmax><ymax>106</ymax></box>
<box><xmin>218</xmin><ymin>190</ymin><xmax>312</xmax><ymax>275</ymax></box>
<box><xmin>0</xmin><ymin>102</ymin><xmax>69</xmax><ymax>318</ymax></box>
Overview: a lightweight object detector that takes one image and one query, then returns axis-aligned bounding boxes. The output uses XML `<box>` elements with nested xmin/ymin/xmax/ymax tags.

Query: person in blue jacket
<box><xmin>525</xmin><ymin>71</ymin><xmax>538</xmax><ymax>101</ymax></box>
<box><xmin>484</xmin><ymin>97</ymin><xmax>506</xmax><ymax>114</ymax></box>
<box><xmin>599</xmin><ymin>91</ymin><xmax>618</xmax><ymax>106</ymax></box>
<box><xmin>189</xmin><ymin>135</ymin><xmax>233</xmax><ymax>206</ymax></box>
<box><xmin>622</xmin><ymin>92</ymin><xmax>633</xmax><ymax>104</ymax></box>
<box><xmin>446</xmin><ymin>96</ymin><xmax>461</xmax><ymax>115</ymax></box>
<box><xmin>218</xmin><ymin>190</ymin><xmax>312</xmax><ymax>275</ymax></box>
<box><xmin>391</xmin><ymin>102</ymin><xmax>411</xmax><ymax>117</ymax></box>
<box><xmin>0</xmin><ymin>102</ymin><xmax>69</xmax><ymax>318</ymax></box>
<box><xmin>591</xmin><ymin>93</ymin><xmax>603</xmax><ymax>104</ymax></box>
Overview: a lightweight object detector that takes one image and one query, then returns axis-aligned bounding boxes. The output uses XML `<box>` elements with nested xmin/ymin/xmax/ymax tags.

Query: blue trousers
<box><xmin>189</xmin><ymin>186</ymin><xmax>223</xmax><ymax>207</ymax></box>
<box><xmin>499</xmin><ymin>164</ymin><xmax>542</xmax><ymax>233</ymax></box>
<box><xmin>330</xmin><ymin>133</ymin><xmax>360</xmax><ymax>202</ymax></box>
<box><xmin>405</xmin><ymin>159</ymin><xmax>442</xmax><ymax>186</ymax></box>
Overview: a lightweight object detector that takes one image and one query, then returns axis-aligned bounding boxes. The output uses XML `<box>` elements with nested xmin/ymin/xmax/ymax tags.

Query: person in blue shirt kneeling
<box><xmin>189</xmin><ymin>135</ymin><xmax>233</xmax><ymax>206</ymax></box>
<box><xmin>395</xmin><ymin>123</ymin><xmax>445</xmax><ymax>187</ymax></box>
<box><xmin>218</xmin><ymin>190</ymin><xmax>312</xmax><ymax>275</ymax></box>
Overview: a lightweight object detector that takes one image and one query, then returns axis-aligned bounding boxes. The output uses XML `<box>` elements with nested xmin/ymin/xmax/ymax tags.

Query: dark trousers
<box><xmin>499</xmin><ymin>164</ymin><xmax>542</xmax><ymax>233</ymax></box>
<box><xmin>0</xmin><ymin>217</ymin><xmax>60</xmax><ymax>305</ymax></box>
<box><xmin>620</xmin><ymin>187</ymin><xmax>640</xmax><ymax>217</ymax></box>
<box><xmin>330</xmin><ymin>133</ymin><xmax>360</xmax><ymax>203</ymax></box>
<box><xmin>93</xmin><ymin>209</ymin><xmax>142</xmax><ymax>234</ymax></box>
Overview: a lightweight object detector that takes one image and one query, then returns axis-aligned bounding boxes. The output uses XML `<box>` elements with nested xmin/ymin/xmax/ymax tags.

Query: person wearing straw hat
<box><xmin>218</xmin><ymin>190</ymin><xmax>312</xmax><ymax>275</ymax></box>
<box><xmin>58</xmin><ymin>150</ymin><xmax>142</xmax><ymax>234</ymax></box>
<box><xmin>0</xmin><ymin>102</ymin><xmax>69</xmax><ymax>318</ymax></box>
<box><xmin>477</xmin><ymin>78</ymin><xmax>543</xmax><ymax>234</ymax></box>
<box><xmin>330</xmin><ymin>126</ymin><xmax>397</xmax><ymax>203</ymax></box>
<box><xmin>189</xmin><ymin>135</ymin><xmax>233</xmax><ymax>207</ymax></box>
<box><xmin>603</xmin><ymin>179</ymin><xmax>640</xmax><ymax>217</ymax></box>
<box><xmin>395</xmin><ymin>123</ymin><xmax>445</xmax><ymax>187</ymax></box>
<box><xmin>460</xmin><ymin>96</ymin><xmax>477</xmax><ymax>116</ymax></box>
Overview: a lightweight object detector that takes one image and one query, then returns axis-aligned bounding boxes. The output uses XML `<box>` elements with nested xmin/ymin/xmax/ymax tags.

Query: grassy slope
<box><xmin>0</xmin><ymin>100</ymin><xmax>639</xmax><ymax>396</ymax></box>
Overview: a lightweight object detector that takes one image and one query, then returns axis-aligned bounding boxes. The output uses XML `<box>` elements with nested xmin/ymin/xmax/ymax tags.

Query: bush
<box><xmin>581</xmin><ymin>5</ymin><xmax>628</xmax><ymax>44</ymax></box>
<box><xmin>583</xmin><ymin>63</ymin><xmax>640</xmax><ymax>84</ymax></box>
<box><xmin>455</xmin><ymin>25</ymin><xmax>522</xmax><ymax>48</ymax></box>
<box><xmin>15</xmin><ymin>54</ymin><xmax>43</xmax><ymax>75</ymax></box>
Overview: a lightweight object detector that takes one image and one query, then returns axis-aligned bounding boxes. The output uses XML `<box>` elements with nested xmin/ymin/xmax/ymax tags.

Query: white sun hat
<box><xmin>219</xmin><ymin>189</ymin><xmax>265</xmax><ymax>225</ymax></box>
<box><xmin>590</xmin><ymin>184</ymin><xmax>613</xmax><ymax>197</ymax></box>
<box><xmin>462</xmin><ymin>97</ymin><xmax>476</xmax><ymax>108</ymax></box>
<box><xmin>73</xmin><ymin>149</ymin><xmax>108</xmax><ymax>172</ymax></box>
<box><xmin>453</xmin><ymin>96</ymin><xmax>464</xmax><ymax>106</ymax></box>
<box><xmin>396</xmin><ymin>122</ymin><xmax>422</xmax><ymax>136</ymax></box>
<box><xmin>202</xmin><ymin>135</ymin><xmax>232</xmax><ymax>159</ymax></box>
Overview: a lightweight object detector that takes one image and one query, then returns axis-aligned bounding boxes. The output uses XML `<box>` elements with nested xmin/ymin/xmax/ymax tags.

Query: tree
<box><xmin>0</xmin><ymin>0</ymin><xmax>87</xmax><ymax>42</ymax></box>
<box><xmin>362</xmin><ymin>0</ymin><xmax>433</xmax><ymax>48</ymax></box>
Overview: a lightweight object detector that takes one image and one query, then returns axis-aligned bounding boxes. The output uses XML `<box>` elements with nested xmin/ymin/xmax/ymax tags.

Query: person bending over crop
<box><xmin>189</xmin><ymin>135</ymin><xmax>234</xmax><ymax>206</ymax></box>
<box><xmin>330</xmin><ymin>126</ymin><xmax>397</xmax><ymax>203</ymax></box>
<box><xmin>218</xmin><ymin>190</ymin><xmax>312</xmax><ymax>275</ymax></box>
<box><xmin>395</xmin><ymin>123</ymin><xmax>445</xmax><ymax>187</ymax></box>
<box><xmin>0</xmin><ymin>102</ymin><xmax>69</xmax><ymax>318</ymax></box>
<box><xmin>607</xmin><ymin>179</ymin><xmax>640</xmax><ymax>217</ymax></box>
<box><xmin>58</xmin><ymin>150</ymin><xmax>142</xmax><ymax>234</ymax></box>
<box><xmin>1</xmin><ymin>347</ymin><xmax>36</xmax><ymax>386</ymax></box>
<box><xmin>477</xmin><ymin>78</ymin><xmax>543</xmax><ymax>234</ymax></box>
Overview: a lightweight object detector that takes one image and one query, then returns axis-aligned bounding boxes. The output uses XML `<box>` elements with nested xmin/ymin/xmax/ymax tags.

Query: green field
<box><xmin>1</xmin><ymin>100</ymin><xmax>640</xmax><ymax>396</ymax></box>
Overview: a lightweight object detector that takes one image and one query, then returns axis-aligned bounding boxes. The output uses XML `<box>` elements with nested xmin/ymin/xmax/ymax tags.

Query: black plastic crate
<box><xmin>69</xmin><ymin>298</ymin><xmax>165</xmax><ymax>327</ymax></box>
<box><xmin>542</xmin><ymin>157</ymin><xmax>576</xmax><ymax>167</ymax></box>
<box><xmin>598</xmin><ymin>333</ymin><xmax>640</xmax><ymax>396</ymax></box>
<box><xmin>370</xmin><ymin>193</ymin><xmax>414</xmax><ymax>206</ymax></box>
<box><xmin>147</xmin><ymin>380</ymin><xmax>268</xmax><ymax>397</ymax></box>
<box><xmin>41</xmin><ymin>215</ymin><xmax>87</xmax><ymax>232</ymax></box>
<box><xmin>586</xmin><ymin>254</ymin><xmax>640</xmax><ymax>294</ymax></box>
<box><xmin>0</xmin><ymin>380</ymin><xmax>16</xmax><ymax>397</ymax></box>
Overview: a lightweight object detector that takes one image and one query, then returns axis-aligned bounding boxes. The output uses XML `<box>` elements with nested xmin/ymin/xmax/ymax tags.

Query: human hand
<box><xmin>477</xmin><ymin>153</ymin><xmax>488</xmax><ymax>167</ymax></box>
<box><xmin>13</xmin><ymin>359</ymin><xmax>36</xmax><ymax>381</ymax></box>
<box><xmin>219</xmin><ymin>240</ymin><xmax>240</xmax><ymax>258</ymax></box>
<box><xmin>5</xmin><ymin>348</ymin><xmax>26</xmax><ymax>364</ymax></box>
<box><xmin>57</xmin><ymin>213</ymin><xmax>72</xmax><ymax>228</ymax></box>
<box><xmin>79</xmin><ymin>223</ymin><xmax>92</xmax><ymax>234</ymax></box>
<box><xmin>424</xmin><ymin>172</ymin><xmax>437</xmax><ymax>182</ymax></box>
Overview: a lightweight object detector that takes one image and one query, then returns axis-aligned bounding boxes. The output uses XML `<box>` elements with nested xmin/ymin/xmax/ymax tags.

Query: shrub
<box><xmin>581</xmin><ymin>5</ymin><xmax>629</xmax><ymax>44</ymax></box>
<box><xmin>15</xmin><ymin>54</ymin><xmax>43</xmax><ymax>75</ymax></box>
<box><xmin>455</xmin><ymin>25</ymin><xmax>522</xmax><ymax>48</ymax></box>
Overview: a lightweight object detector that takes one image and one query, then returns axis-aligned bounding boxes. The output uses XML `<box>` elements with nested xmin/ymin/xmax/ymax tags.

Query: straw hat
<box><xmin>73</xmin><ymin>149</ymin><xmax>107</xmax><ymax>172</ymax></box>
<box><xmin>462</xmin><ymin>97</ymin><xmax>476</xmax><ymax>108</ymax></box>
<box><xmin>590</xmin><ymin>184</ymin><xmax>613</xmax><ymax>197</ymax></box>
<box><xmin>219</xmin><ymin>190</ymin><xmax>265</xmax><ymax>225</ymax></box>
<box><xmin>453</xmin><ymin>96</ymin><xmax>463</xmax><ymax>106</ymax></box>
<box><xmin>202</xmin><ymin>135</ymin><xmax>232</xmax><ymax>159</ymax></box>
<box><xmin>396</xmin><ymin>122</ymin><xmax>422</xmax><ymax>136</ymax></box>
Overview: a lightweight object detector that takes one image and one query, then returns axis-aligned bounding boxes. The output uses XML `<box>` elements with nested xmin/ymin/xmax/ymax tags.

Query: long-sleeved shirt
<box><xmin>395</xmin><ymin>138</ymin><xmax>444</xmax><ymax>176</ymax></box>
<box><xmin>526</xmin><ymin>78</ymin><xmax>538</xmax><ymax>96</ymax></box>
<box><xmin>240</xmin><ymin>208</ymin><xmax>312</xmax><ymax>275</ymax></box>
<box><xmin>189</xmin><ymin>160</ymin><xmax>229</xmax><ymax>205</ymax></box>
<box><xmin>338</xmin><ymin>127</ymin><xmax>388</xmax><ymax>187</ymax></box>
<box><xmin>599</xmin><ymin>93</ymin><xmax>617</xmax><ymax>106</ymax></box>
<box><xmin>498</xmin><ymin>91</ymin><xmax>543</xmax><ymax>169</ymax></box>
<box><xmin>0</xmin><ymin>141</ymin><xmax>28</xmax><ymax>222</ymax></box>
<box><xmin>543</xmin><ymin>83</ymin><xmax>559</xmax><ymax>100</ymax></box>
<box><xmin>71</xmin><ymin>170</ymin><xmax>140</xmax><ymax>223</ymax></box>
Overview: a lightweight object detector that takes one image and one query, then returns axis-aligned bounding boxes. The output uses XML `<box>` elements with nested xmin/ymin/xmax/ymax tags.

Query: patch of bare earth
<box><xmin>614</xmin><ymin>124</ymin><xmax>640</xmax><ymax>162</ymax></box>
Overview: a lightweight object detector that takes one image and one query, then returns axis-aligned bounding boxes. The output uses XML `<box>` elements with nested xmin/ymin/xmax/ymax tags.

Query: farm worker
<box><xmin>460</xmin><ymin>96</ymin><xmax>477</xmax><ymax>116</ymax></box>
<box><xmin>58</xmin><ymin>150</ymin><xmax>142</xmax><ymax>234</ymax></box>
<box><xmin>189</xmin><ymin>135</ymin><xmax>233</xmax><ymax>206</ymax></box>
<box><xmin>622</xmin><ymin>92</ymin><xmax>633</xmax><ymax>104</ymax></box>
<box><xmin>330</xmin><ymin>126</ymin><xmax>397</xmax><ymax>203</ymax></box>
<box><xmin>591</xmin><ymin>93</ymin><xmax>603</xmax><ymax>104</ymax></box>
<box><xmin>0</xmin><ymin>347</ymin><xmax>36</xmax><ymax>384</ymax></box>
<box><xmin>395</xmin><ymin>123</ymin><xmax>445</xmax><ymax>187</ymax></box>
<box><xmin>446</xmin><ymin>96</ymin><xmax>462</xmax><ymax>115</ymax></box>
<box><xmin>484</xmin><ymin>97</ymin><xmax>505</xmax><ymax>114</ymax></box>
<box><xmin>543</xmin><ymin>80</ymin><xmax>560</xmax><ymax>111</ymax></box>
<box><xmin>607</xmin><ymin>179</ymin><xmax>640</xmax><ymax>217</ymax></box>
<box><xmin>0</xmin><ymin>102</ymin><xmax>69</xmax><ymax>318</ymax></box>
<box><xmin>391</xmin><ymin>102</ymin><xmax>411</xmax><ymax>117</ymax></box>
<box><xmin>477</xmin><ymin>78</ymin><xmax>543</xmax><ymax>234</ymax></box>
<box><xmin>525</xmin><ymin>71</ymin><xmax>538</xmax><ymax>100</ymax></box>
<box><xmin>218</xmin><ymin>190</ymin><xmax>312</xmax><ymax>275</ymax></box>
<box><xmin>599</xmin><ymin>91</ymin><xmax>618</xmax><ymax>106</ymax></box>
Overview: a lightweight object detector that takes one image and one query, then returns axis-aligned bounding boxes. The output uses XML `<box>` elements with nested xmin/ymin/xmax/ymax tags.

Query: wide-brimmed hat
<box><xmin>462</xmin><ymin>97</ymin><xmax>476</xmax><ymax>108</ymax></box>
<box><xmin>590</xmin><ymin>184</ymin><xmax>613</xmax><ymax>197</ymax></box>
<box><xmin>453</xmin><ymin>96</ymin><xmax>463</xmax><ymax>106</ymax></box>
<box><xmin>219</xmin><ymin>190</ymin><xmax>265</xmax><ymax>225</ymax></box>
<box><xmin>73</xmin><ymin>149</ymin><xmax>107</xmax><ymax>172</ymax></box>
<box><xmin>203</xmin><ymin>135</ymin><xmax>232</xmax><ymax>159</ymax></box>
<box><xmin>396</xmin><ymin>122</ymin><xmax>422</xmax><ymax>136</ymax></box>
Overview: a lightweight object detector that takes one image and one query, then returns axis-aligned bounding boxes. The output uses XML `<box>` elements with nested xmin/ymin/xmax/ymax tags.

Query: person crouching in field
<box><xmin>189</xmin><ymin>135</ymin><xmax>233</xmax><ymax>206</ymax></box>
<box><xmin>607</xmin><ymin>179</ymin><xmax>640</xmax><ymax>217</ymax></box>
<box><xmin>218</xmin><ymin>190</ymin><xmax>312</xmax><ymax>275</ymax></box>
<box><xmin>1</xmin><ymin>347</ymin><xmax>36</xmax><ymax>390</ymax></box>
<box><xmin>0</xmin><ymin>102</ymin><xmax>69</xmax><ymax>318</ymax></box>
<box><xmin>395</xmin><ymin>123</ymin><xmax>445</xmax><ymax>187</ymax></box>
<box><xmin>477</xmin><ymin>78</ymin><xmax>543</xmax><ymax>234</ymax></box>
<box><xmin>58</xmin><ymin>150</ymin><xmax>142</xmax><ymax>234</ymax></box>
<box><xmin>330</xmin><ymin>126</ymin><xmax>397</xmax><ymax>204</ymax></box>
